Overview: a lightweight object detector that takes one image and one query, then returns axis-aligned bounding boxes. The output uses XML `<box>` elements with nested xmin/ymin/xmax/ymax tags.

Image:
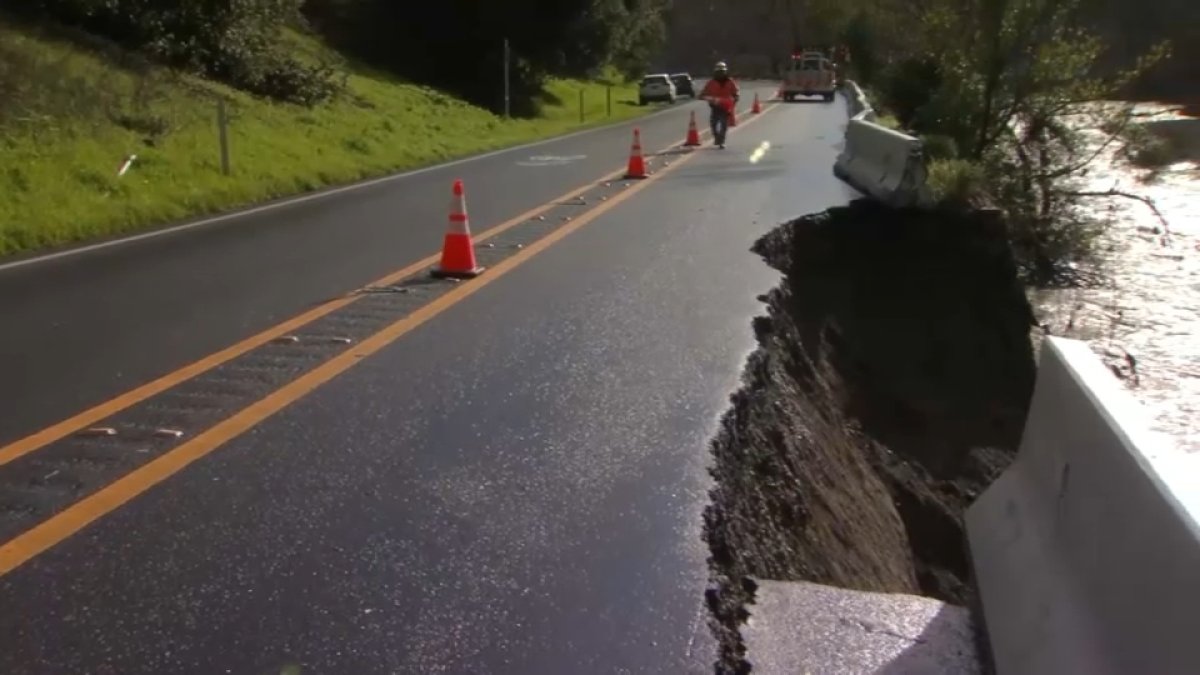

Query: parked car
<box><xmin>670</xmin><ymin>73</ymin><xmax>695</xmax><ymax>98</ymax></box>
<box><xmin>638</xmin><ymin>74</ymin><xmax>677</xmax><ymax>105</ymax></box>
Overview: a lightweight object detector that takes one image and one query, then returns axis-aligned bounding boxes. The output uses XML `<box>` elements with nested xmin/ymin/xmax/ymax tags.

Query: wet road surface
<box><xmin>0</xmin><ymin>95</ymin><xmax>854</xmax><ymax>672</ymax></box>
<box><xmin>0</xmin><ymin>83</ymin><xmax>764</xmax><ymax>446</ymax></box>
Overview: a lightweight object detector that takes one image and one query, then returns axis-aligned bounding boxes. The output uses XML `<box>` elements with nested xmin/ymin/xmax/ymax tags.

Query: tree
<box><xmin>18</xmin><ymin>0</ymin><xmax>672</xmax><ymax>109</ymax></box>
<box><xmin>785</xmin><ymin>0</ymin><xmax>1158</xmax><ymax>279</ymax></box>
<box><xmin>303</xmin><ymin>0</ymin><xmax>670</xmax><ymax>114</ymax></box>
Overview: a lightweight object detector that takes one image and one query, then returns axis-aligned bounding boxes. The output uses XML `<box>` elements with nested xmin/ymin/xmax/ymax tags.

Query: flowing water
<box><xmin>1029</xmin><ymin>102</ymin><xmax>1200</xmax><ymax>454</ymax></box>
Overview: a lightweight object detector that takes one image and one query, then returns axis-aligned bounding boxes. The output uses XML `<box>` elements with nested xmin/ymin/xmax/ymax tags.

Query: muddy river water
<box><xmin>1030</xmin><ymin>102</ymin><xmax>1200</xmax><ymax>454</ymax></box>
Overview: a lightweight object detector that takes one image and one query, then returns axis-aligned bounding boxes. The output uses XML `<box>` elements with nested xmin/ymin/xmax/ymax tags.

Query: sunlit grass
<box><xmin>0</xmin><ymin>21</ymin><xmax>653</xmax><ymax>255</ymax></box>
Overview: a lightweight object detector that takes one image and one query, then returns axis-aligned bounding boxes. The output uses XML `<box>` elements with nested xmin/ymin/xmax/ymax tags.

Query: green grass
<box><xmin>0</xmin><ymin>21</ymin><xmax>653</xmax><ymax>256</ymax></box>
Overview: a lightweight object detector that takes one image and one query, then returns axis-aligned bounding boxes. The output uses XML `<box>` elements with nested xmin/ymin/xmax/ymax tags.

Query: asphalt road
<box><xmin>0</xmin><ymin>92</ymin><xmax>855</xmax><ymax>673</ymax></box>
<box><xmin>0</xmin><ymin>82</ymin><xmax>766</xmax><ymax>446</ymax></box>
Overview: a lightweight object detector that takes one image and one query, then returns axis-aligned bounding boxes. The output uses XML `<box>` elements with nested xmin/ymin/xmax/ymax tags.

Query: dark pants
<box><xmin>709</xmin><ymin>107</ymin><xmax>730</xmax><ymax>145</ymax></box>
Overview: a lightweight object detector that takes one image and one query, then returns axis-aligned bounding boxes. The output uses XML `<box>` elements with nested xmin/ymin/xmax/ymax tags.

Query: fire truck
<box><xmin>780</xmin><ymin>46</ymin><xmax>847</xmax><ymax>102</ymax></box>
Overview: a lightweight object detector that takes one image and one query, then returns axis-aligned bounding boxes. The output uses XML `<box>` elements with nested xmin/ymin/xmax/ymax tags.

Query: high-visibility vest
<box><xmin>703</xmin><ymin>79</ymin><xmax>738</xmax><ymax>103</ymax></box>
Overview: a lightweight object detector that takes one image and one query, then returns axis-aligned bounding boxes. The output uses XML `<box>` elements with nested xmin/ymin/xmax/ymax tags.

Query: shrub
<box><xmin>1117</xmin><ymin>123</ymin><xmax>1177</xmax><ymax>168</ymax></box>
<box><xmin>23</xmin><ymin>0</ymin><xmax>341</xmax><ymax>105</ymax></box>
<box><xmin>921</xmin><ymin>134</ymin><xmax>959</xmax><ymax>161</ymax></box>
<box><xmin>877</xmin><ymin>56</ymin><xmax>940</xmax><ymax>130</ymax></box>
<box><xmin>926</xmin><ymin>159</ymin><xmax>986</xmax><ymax>208</ymax></box>
<box><xmin>222</xmin><ymin>51</ymin><xmax>341</xmax><ymax>106</ymax></box>
<box><xmin>1128</xmin><ymin>135</ymin><xmax>1174</xmax><ymax>167</ymax></box>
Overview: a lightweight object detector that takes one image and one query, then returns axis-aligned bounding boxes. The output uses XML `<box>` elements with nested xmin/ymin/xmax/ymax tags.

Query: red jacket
<box><xmin>701</xmin><ymin>78</ymin><xmax>739</xmax><ymax>111</ymax></box>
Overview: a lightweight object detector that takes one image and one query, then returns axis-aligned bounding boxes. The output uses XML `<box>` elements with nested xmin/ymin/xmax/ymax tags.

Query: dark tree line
<box><xmin>1078</xmin><ymin>0</ymin><xmax>1200</xmax><ymax>99</ymax></box>
<box><xmin>303</xmin><ymin>0</ymin><xmax>669</xmax><ymax>114</ymax></box>
<box><xmin>4</xmin><ymin>0</ymin><xmax>671</xmax><ymax>112</ymax></box>
<box><xmin>663</xmin><ymin>0</ymin><xmax>1197</xmax><ymax>101</ymax></box>
<box><xmin>15</xmin><ymin>0</ymin><xmax>1187</xmax><ymax>112</ymax></box>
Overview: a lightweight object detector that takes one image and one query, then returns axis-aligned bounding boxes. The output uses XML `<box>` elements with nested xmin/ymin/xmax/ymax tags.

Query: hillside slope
<box><xmin>0</xmin><ymin>19</ymin><xmax>649</xmax><ymax>257</ymax></box>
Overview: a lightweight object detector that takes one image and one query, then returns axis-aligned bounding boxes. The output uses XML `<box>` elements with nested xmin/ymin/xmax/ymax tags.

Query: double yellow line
<box><xmin>0</xmin><ymin>100</ymin><xmax>779</xmax><ymax>576</ymax></box>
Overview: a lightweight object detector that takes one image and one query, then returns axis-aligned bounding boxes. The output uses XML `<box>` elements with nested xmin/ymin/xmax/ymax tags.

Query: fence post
<box><xmin>217</xmin><ymin>99</ymin><xmax>231</xmax><ymax>176</ymax></box>
<box><xmin>503</xmin><ymin>38</ymin><xmax>511</xmax><ymax>118</ymax></box>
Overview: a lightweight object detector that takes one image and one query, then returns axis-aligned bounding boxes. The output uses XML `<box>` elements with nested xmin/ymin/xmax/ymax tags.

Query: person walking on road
<box><xmin>699</xmin><ymin>61</ymin><xmax>739</xmax><ymax>148</ymax></box>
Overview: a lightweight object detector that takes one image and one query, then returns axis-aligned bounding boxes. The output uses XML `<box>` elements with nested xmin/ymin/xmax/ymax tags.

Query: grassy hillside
<box><xmin>0</xmin><ymin>19</ymin><xmax>651</xmax><ymax>257</ymax></box>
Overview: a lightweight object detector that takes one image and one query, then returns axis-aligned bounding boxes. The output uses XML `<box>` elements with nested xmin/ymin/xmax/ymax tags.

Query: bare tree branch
<box><xmin>1025</xmin><ymin>105</ymin><xmax>1138</xmax><ymax>181</ymax></box>
<box><xmin>1054</xmin><ymin>188</ymin><xmax>1172</xmax><ymax>232</ymax></box>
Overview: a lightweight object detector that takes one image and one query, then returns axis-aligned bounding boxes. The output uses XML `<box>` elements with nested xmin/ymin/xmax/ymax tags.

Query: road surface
<box><xmin>0</xmin><ymin>87</ymin><xmax>856</xmax><ymax>674</ymax></box>
<box><xmin>0</xmin><ymin>87</ymin><xmax>733</xmax><ymax>445</ymax></box>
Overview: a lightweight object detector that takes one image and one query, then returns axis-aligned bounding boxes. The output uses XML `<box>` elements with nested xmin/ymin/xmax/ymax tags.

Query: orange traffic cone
<box><xmin>624</xmin><ymin>128</ymin><xmax>647</xmax><ymax>179</ymax></box>
<box><xmin>685</xmin><ymin>111</ymin><xmax>701</xmax><ymax>147</ymax></box>
<box><xmin>431</xmin><ymin>179</ymin><xmax>484</xmax><ymax>279</ymax></box>
<box><xmin>751</xmin><ymin>92</ymin><xmax>762</xmax><ymax>114</ymax></box>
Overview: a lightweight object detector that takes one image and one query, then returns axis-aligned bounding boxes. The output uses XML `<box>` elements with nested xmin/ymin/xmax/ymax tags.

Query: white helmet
<box><xmin>714</xmin><ymin>61</ymin><xmax>728</xmax><ymax>72</ymax></box>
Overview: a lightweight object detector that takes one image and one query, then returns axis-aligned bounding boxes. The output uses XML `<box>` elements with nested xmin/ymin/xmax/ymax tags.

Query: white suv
<box><xmin>638</xmin><ymin>74</ymin><xmax>677</xmax><ymax>105</ymax></box>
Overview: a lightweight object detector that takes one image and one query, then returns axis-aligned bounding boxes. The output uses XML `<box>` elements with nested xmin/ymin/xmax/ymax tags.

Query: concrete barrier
<box><xmin>833</xmin><ymin>118</ymin><xmax>930</xmax><ymax>208</ymax></box>
<box><xmin>843</xmin><ymin>80</ymin><xmax>876</xmax><ymax>122</ymax></box>
<box><xmin>965</xmin><ymin>336</ymin><xmax>1200</xmax><ymax>675</ymax></box>
<box><xmin>833</xmin><ymin>79</ymin><xmax>927</xmax><ymax>207</ymax></box>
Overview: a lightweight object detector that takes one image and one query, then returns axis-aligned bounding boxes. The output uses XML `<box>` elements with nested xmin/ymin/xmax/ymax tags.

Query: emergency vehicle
<box><xmin>780</xmin><ymin>47</ymin><xmax>841</xmax><ymax>102</ymax></box>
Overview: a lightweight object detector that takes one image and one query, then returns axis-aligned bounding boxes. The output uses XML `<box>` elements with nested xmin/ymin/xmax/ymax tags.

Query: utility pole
<box><xmin>503</xmin><ymin>38</ymin><xmax>511</xmax><ymax>118</ymax></box>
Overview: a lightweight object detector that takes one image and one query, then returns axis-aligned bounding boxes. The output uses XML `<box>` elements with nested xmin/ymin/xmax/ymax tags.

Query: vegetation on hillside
<box><xmin>0</xmin><ymin>2</ymin><xmax>673</xmax><ymax>256</ymax></box>
<box><xmin>303</xmin><ymin>0</ymin><xmax>671</xmax><ymax>114</ymax></box>
<box><xmin>12</xmin><ymin>0</ymin><xmax>672</xmax><ymax>113</ymax></box>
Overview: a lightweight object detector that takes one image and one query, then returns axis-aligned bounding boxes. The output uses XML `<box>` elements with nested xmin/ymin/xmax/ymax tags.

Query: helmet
<box><xmin>714</xmin><ymin>61</ymin><xmax>728</xmax><ymax>73</ymax></box>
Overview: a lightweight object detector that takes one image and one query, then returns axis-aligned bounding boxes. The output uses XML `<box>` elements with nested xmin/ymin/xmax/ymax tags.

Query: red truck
<box><xmin>780</xmin><ymin>49</ymin><xmax>838</xmax><ymax>102</ymax></box>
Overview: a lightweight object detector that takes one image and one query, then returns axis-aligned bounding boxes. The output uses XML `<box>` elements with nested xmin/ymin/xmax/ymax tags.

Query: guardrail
<box><xmin>833</xmin><ymin>81</ymin><xmax>929</xmax><ymax>208</ymax></box>
<box><xmin>965</xmin><ymin>336</ymin><xmax>1200</xmax><ymax>675</ymax></box>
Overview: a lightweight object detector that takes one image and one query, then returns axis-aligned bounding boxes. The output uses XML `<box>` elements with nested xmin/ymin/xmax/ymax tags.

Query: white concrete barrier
<box><xmin>833</xmin><ymin>118</ymin><xmax>929</xmax><ymax>208</ymax></box>
<box><xmin>966</xmin><ymin>336</ymin><xmax>1200</xmax><ymax>675</ymax></box>
<box><xmin>843</xmin><ymin>80</ymin><xmax>875</xmax><ymax>122</ymax></box>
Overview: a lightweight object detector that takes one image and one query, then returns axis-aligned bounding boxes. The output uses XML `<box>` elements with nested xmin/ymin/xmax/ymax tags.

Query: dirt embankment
<box><xmin>703</xmin><ymin>200</ymin><xmax>1039</xmax><ymax>674</ymax></box>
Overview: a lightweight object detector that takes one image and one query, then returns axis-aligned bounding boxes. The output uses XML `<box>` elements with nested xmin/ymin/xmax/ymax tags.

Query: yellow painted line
<box><xmin>0</xmin><ymin>102</ymin><xmax>778</xmax><ymax>577</ymax></box>
<box><xmin>0</xmin><ymin>104</ymin><xmax>759</xmax><ymax>469</ymax></box>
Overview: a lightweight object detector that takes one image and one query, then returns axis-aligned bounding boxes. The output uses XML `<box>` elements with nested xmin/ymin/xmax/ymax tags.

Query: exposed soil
<box><xmin>703</xmin><ymin>200</ymin><xmax>1039</xmax><ymax>674</ymax></box>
